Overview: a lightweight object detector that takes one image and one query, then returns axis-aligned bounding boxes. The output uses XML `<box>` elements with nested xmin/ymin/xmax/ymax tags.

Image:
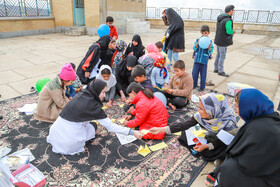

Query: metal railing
<box><xmin>0</xmin><ymin>0</ymin><xmax>51</xmax><ymax>18</ymax></box>
<box><xmin>146</xmin><ymin>7</ymin><xmax>280</xmax><ymax>24</ymax></box>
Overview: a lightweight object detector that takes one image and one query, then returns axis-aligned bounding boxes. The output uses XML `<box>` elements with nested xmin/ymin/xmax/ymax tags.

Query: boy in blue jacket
<box><xmin>192</xmin><ymin>25</ymin><xmax>214</xmax><ymax>91</ymax></box>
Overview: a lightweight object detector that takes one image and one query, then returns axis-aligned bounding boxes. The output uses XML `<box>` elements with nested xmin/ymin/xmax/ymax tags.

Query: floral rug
<box><xmin>0</xmin><ymin>89</ymin><xmax>236</xmax><ymax>186</ymax></box>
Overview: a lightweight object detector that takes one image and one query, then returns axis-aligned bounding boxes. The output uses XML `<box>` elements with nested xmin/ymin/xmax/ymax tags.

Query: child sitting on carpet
<box><xmin>123</xmin><ymin>82</ymin><xmax>168</xmax><ymax>140</ymax></box>
<box><xmin>65</xmin><ymin>63</ymin><xmax>82</xmax><ymax>100</ymax></box>
<box><xmin>96</xmin><ymin>65</ymin><xmax>116</xmax><ymax>108</ymax></box>
<box><xmin>151</xmin><ymin>56</ymin><xmax>169</xmax><ymax>92</ymax></box>
<box><xmin>34</xmin><ymin>63</ymin><xmax>76</xmax><ymax>122</ymax></box>
<box><xmin>125</xmin><ymin>34</ymin><xmax>145</xmax><ymax>60</ymax></box>
<box><xmin>131</xmin><ymin>65</ymin><xmax>153</xmax><ymax>92</ymax></box>
<box><xmin>162</xmin><ymin>60</ymin><xmax>193</xmax><ymax>110</ymax></box>
<box><xmin>111</xmin><ymin>40</ymin><xmax>127</xmax><ymax>74</ymax></box>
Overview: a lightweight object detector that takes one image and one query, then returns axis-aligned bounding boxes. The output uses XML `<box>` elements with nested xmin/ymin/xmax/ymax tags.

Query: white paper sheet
<box><xmin>17</xmin><ymin>103</ymin><xmax>37</xmax><ymax>115</ymax></box>
<box><xmin>191</xmin><ymin>94</ymin><xmax>199</xmax><ymax>103</ymax></box>
<box><xmin>9</xmin><ymin>148</ymin><xmax>35</xmax><ymax>162</ymax></box>
<box><xmin>185</xmin><ymin>127</ymin><xmax>207</xmax><ymax>146</ymax></box>
<box><xmin>89</xmin><ymin>59</ymin><xmax>101</xmax><ymax>79</ymax></box>
<box><xmin>217</xmin><ymin>130</ymin><xmax>235</xmax><ymax>145</ymax></box>
<box><xmin>115</xmin><ymin>133</ymin><xmax>137</xmax><ymax>145</ymax></box>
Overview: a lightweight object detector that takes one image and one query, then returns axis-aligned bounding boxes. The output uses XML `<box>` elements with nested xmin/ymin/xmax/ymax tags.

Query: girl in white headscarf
<box><xmin>96</xmin><ymin>65</ymin><xmax>117</xmax><ymax>107</ymax></box>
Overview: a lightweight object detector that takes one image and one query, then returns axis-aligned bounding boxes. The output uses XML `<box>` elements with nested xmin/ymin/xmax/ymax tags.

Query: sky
<box><xmin>147</xmin><ymin>0</ymin><xmax>280</xmax><ymax>11</ymax></box>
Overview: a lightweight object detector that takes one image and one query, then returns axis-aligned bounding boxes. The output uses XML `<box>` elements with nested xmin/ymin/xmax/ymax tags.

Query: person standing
<box><xmin>161</xmin><ymin>8</ymin><xmax>185</xmax><ymax>66</ymax></box>
<box><xmin>214</xmin><ymin>5</ymin><xmax>236</xmax><ymax>77</ymax></box>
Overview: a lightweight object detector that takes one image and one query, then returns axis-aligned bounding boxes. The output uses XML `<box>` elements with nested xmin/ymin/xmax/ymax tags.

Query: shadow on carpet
<box><xmin>0</xmin><ymin>90</ymin><xmax>237</xmax><ymax>186</ymax></box>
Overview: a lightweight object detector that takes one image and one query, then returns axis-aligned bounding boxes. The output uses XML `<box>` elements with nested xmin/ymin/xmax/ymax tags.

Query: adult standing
<box><xmin>162</xmin><ymin>8</ymin><xmax>185</xmax><ymax>66</ymax></box>
<box><xmin>214</xmin><ymin>5</ymin><xmax>236</xmax><ymax>77</ymax></box>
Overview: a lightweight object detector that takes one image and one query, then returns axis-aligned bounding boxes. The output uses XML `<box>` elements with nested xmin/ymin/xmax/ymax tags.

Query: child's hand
<box><xmin>121</xmin><ymin>95</ymin><xmax>126</xmax><ymax>102</ymax></box>
<box><xmin>149</xmin><ymin>127</ymin><xmax>166</xmax><ymax>134</ymax></box>
<box><xmin>134</xmin><ymin>130</ymin><xmax>144</xmax><ymax>139</ymax></box>
<box><xmin>153</xmin><ymin>84</ymin><xmax>157</xmax><ymax>88</ymax></box>
<box><xmin>123</xmin><ymin>120</ymin><xmax>128</xmax><ymax>126</ymax></box>
<box><xmin>125</xmin><ymin>115</ymin><xmax>133</xmax><ymax>121</ymax></box>
<box><xmin>166</xmin><ymin>89</ymin><xmax>173</xmax><ymax>94</ymax></box>
<box><xmin>208</xmin><ymin>44</ymin><xmax>211</xmax><ymax>52</ymax></box>
<box><xmin>164</xmin><ymin>83</ymin><xmax>168</xmax><ymax>88</ymax></box>
<box><xmin>196</xmin><ymin>41</ymin><xmax>199</xmax><ymax>48</ymax></box>
<box><xmin>85</xmin><ymin>72</ymin><xmax>90</xmax><ymax>78</ymax></box>
<box><xmin>76</xmin><ymin>86</ymin><xmax>82</xmax><ymax>93</ymax></box>
<box><xmin>129</xmin><ymin>52</ymin><xmax>134</xmax><ymax>55</ymax></box>
<box><xmin>192</xmin><ymin>56</ymin><xmax>195</xmax><ymax>60</ymax></box>
<box><xmin>193</xmin><ymin>144</ymin><xmax>208</xmax><ymax>152</ymax></box>
<box><xmin>106</xmin><ymin>102</ymin><xmax>113</xmax><ymax>108</ymax></box>
<box><xmin>127</xmin><ymin>106</ymin><xmax>135</xmax><ymax>114</ymax></box>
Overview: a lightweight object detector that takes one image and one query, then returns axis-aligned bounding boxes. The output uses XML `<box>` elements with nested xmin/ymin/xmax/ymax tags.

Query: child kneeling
<box><xmin>123</xmin><ymin>82</ymin><xmax>169</xmax><ymax>140</ymax></box>
<box><xmin>96</xmin><ymin>65</ymin><xmax>116</xmax><ymax>107</ymax></box>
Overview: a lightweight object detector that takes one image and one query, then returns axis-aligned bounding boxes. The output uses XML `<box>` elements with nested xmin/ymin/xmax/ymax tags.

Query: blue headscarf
<box><xmin>239</xmin><ymin>89</ymin><xmax>274</xmax><ymax>123</ymax></box>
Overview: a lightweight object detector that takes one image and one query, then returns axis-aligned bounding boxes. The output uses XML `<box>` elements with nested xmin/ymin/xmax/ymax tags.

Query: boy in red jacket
<box><xmin>123</xmin><ymin>82</ymin><xmax>168</xmax><ymax>140</ymax></box>
<box><xmin>106</xmin><ymin>16</ymin><xmax>118</xmax><ymax>40</ymax></box>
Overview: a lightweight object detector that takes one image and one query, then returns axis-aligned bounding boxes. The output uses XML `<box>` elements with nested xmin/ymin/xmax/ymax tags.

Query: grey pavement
<box><xmin>0</xmin><ymin>29</ymin><xmax>280</xmax><ymax>186</ymax></box>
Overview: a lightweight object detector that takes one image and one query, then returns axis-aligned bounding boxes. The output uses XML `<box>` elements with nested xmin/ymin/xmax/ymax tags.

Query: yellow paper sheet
<box><xmin>156</xmin><ymin>86</ymin><xmax>162</xmax><ymax>91</ymax></box>
<box><xmin>173</xmin><ymin>132</ymin><xmax>182</xmax><ymax>136</ymax></box>
<box><xmin>91</xmin><ymin>120</ymin><xmax>99</xmax><ymax>124</ymax></box>
<box><xmin>137</xmin><ymin>145</ymin><xmax>151</xmax><ymax>157</ymax></box>
<box><xmin>162</xmin><ymin>87</ymin><xmax>168</xmax><ymax>91</ymax></box>
<box><xmin>149</xmin><ymin>142</ymin><xmax>168</xmax><ymax>151</ymax></box>
<box><xmin>102</xmin><ymin>106</ymin><xmax>108</xmax><ymax>110</ymax></box>
<box><xmin>111</xmin><ymin>119</ymin><xmax>116</xmax><ymax>123</ymax></box>
<box><xmin>192</xmin><ymin>130</ymin><xmax>206</xmax><ymax>137</ymax></box>
<box><xmin>141</xmin><ymin>129</ymin><xmax>150</xmax><ymax>135</ymax></box>
<box><xmin>119</xmin><ymin>104</ymin><xmax>124</xmax><ymax>108</ymax></box>
<box><xmin>118</xmin><ymin>118</ymin><xmax>126</xmax><ymax>124</ymax></box>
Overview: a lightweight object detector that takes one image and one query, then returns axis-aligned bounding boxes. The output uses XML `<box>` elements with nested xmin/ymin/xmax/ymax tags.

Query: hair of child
<box><xmin>155</xmin><ymin>41</ymin><xmax>163</xmax><ymax>49</ymax></box>
<box><xmin>173</xmin><ymin>60</ymin><xmax>185</xmax><ymax>69</ymax></box>
<box><xmin>101</xmin><ymin>68</ymin><xmax>111</xmax><ymax>75</ymax></box>
<box><xmin>225</xmin><ymin>5</ymin><xmax>235</xmax><ymax>13</ymax></box>
<box><xmin>201</xmin><ymin>25</ymin><xmax>210</xmax><ymax>32</ymax></box>
<box><xmin>106</xmin><ymin>16</ymin><xmax>114</xmax><ymax>23</ymax></box>
<box><xmin>70</xmin><ymin>63</ymin><xmax>76</xmax><ymax>70</ymax></box>
<box><xmin>235</xmin><ymin>90</ymin><xmax>241</xmax><ymax>103</ymax></box>
<box><xmin>131</xmin><ymin>65</ymin><xmax>146</xmax><ymax>78</ymax></box>
<box><xmin>127</xmin><ymin>82</ymin><xmax>154</xmax><ymax>99</ymax></box>
<box><xmin>110</xmin><ymin>39</ymin><xmax>116</xmax><ymax>44</ymax></box>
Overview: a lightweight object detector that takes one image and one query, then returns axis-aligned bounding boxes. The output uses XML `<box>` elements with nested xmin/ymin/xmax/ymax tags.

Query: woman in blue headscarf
<box><xmin>216</xmin><ymin>89</ymin><xmax>280</xmax><ymax>187</ymax></box>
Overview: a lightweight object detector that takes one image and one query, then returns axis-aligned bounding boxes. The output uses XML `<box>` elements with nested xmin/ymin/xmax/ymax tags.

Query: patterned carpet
<box><xmin>0</xmin><ymin>89</ymin><xmax>236</xmax><ymax>186</ymax></box>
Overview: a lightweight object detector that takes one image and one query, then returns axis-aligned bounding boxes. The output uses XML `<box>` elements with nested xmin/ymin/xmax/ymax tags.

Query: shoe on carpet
<box><xmin>214</xmin><ymin>70</ymin><xmax>218</xmax><ymax>73</ymax></box>
<box><xmin>205</xmin><ymin>172</ymin><xmax>216</xmax><ymax>187</ymax></box>
<box><xmin>218</xmin><ymin>72</ymin><xmax>229</xmax><ymax>77</ymax></box>
<box><xmin>206</xmin><ymin>80</ymin><xmax>215</xmax><ymax>86</ymax></box>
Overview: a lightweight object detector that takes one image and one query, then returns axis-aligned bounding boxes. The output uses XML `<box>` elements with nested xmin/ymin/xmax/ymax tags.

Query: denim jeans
<box><xmin>167</xmin><ymin>49</ymin><xmax>179</xmax><ymax>64</ymax></box>
<box><xmin>214</xmin><ymin>46</ymin><xmax>227</xmax><ymax>73</ymax></box>
<box><xmin>192</xmin><ymin>63</ymin><xmax>207</xmax><ymax>89</ymax></box>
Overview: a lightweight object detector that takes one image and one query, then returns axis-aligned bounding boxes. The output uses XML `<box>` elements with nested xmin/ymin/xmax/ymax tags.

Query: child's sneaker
<box><xmin>205</xmin><ymin>172</ymin><xmax>216</xmax><ymax>187</ymax></box>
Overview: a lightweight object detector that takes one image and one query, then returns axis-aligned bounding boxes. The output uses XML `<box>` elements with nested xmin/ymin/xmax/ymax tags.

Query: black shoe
<box><xmin>199</xmin><ymin>88</ymin><xmax>205</xmax><ymax>92</ymax></box>
<box><xmin>214</xmin><ymin>70</ymin><xmax>218</xmax><ymax>73</ymax></box>
<box><xmin>30</xmin><ymin>87</ymin><xmax>35</xmax><ymax>92</ymax></box>
<box><xmin>218</xmin><ymin>72</ymin><xmax>229</xmax><ymax>77</ymax></box>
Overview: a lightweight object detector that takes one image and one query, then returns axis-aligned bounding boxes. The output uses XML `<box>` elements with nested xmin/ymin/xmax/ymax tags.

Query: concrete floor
<box><xmin>0</xmin><ymin>29</ymin><xmax>280</xmax><ymax>186</ymax></box>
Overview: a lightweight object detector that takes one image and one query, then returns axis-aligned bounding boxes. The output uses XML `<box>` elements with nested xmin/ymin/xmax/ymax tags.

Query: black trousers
<box><xmin>161</xmin><ymin>91</ymin><xmax>188</xmax><ymax>108</ymax></box>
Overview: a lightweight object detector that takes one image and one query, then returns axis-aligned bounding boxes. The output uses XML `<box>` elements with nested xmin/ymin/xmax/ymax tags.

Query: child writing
<box><xmin>111</xmin><ymin>40</ymin><xmax>127</xmax><ymax>74</ymax></box>
<box><xmin>155</xmin><ymin>41</ymin><xmax>171</xmax><ymax>70</ymax></box>
<box><xmin>192</xmin><ymin>25</ymin><xmax>214</xmax><ymax>91</ymax></box>
<box><xmin>163</xmin><ymin>60</ymin><xmax>193</xmax><ymax>110</ymax></box>
<box><xmin>131</xmin><ymin>65</ymin><xmax>153</xmax><ymax>92</ymax></box>
<box><xmin>106</xmin><ymin>16</ymin><xmax>118</xmax><ymax>40</ymax></box>
<box><xmin>151</xmin><ymin>56</ymin><xmax>169</xmax><ymax>92</ymax></box>
<box><xmin>96</xmin><ymin>65</ymin><xmax>116</xmax><ymax>108</ymax></box>
<box><xmin>34</xmin><ymin>63</ymin><xmax>76</xmax><ymax>122</ymax></box>
<box><xmin>123</xmin><ymin>82</ymin><xmax>169</xmax><ymax>140</ymax></box>
<box><xmin>125</xmin><ymin>34</ymin><xmax>145</xmax><ymax>60</ymax></box>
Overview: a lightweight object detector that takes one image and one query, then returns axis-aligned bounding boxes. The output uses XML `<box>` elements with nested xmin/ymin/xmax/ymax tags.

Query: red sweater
<box><xmin>110</xmin><ymin>25</ymin><xmax>118</xmax><ymax>40</ymax></box>
<box><xmin>127</xmin><ymin>91</ymin><xmax>168</xmax><ymax>140</ymax></box>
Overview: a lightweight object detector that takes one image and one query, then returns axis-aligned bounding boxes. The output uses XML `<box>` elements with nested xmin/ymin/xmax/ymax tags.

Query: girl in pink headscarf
<box><xmin>139</xmin><ymin>43</ymin><xmax>163</xmax><ymax>77</ymax></box>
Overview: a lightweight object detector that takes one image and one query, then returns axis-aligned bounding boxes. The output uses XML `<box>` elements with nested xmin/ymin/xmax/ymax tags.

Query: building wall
<box><xmin>51</xmin><ymin>0</ymin><xmax>74</xmax><ymax>27</ymax></box>
<box><xmin>0</xmin><ymin>18</ymin><xmax>55</xmax><ymax>38</ymax></box>
<box><xmin>107</xmin><ymin>0</ymin><xmax>146</xmax><ymax>34</ymax></box>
